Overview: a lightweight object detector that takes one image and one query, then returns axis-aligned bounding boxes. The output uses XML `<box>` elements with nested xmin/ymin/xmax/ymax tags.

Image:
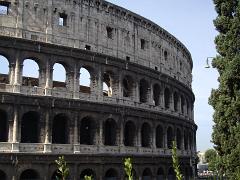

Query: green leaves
<box><xmin>124</xmin><ymin>157</ymin><xmax>133</xmax><ymax>180</ymax></box>
<box><xmin>171</xmin><ymin>141</ymin><xmax>183</xmax><ymax>180</ymax></box>
<box><xmin>55</xmin><ymin>156</ymin><xmax>70</xmax><ymax>180</ymax></box>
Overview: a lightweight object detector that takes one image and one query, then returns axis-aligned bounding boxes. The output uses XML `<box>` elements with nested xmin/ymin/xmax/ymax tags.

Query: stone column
<box><xmin>73</xmin><ymin>114</ymin><xmax>80</xmax><ymax>153</ymax></box>
<box><xmin>9</xmin><ymin>62</ymin><xmax>15</xmax><ymax>85</ymax></box>
<box><xmin>12</xmin><ymin>107</ymin><xmax>19</xmax><ymax>152</ymax></box>
<box><xmin>45</xmin><ymin>59</ymin><xmax>53</xmax><ymax>95</ymax></box>
<box><xmin>149</xmin><ymin>83</ymin><xmax>154</xmax><ymax>105</ymax></box>
<box><xmin>73</xmin><ymin>65</ymin><xmax>80</xmax><ymax>99</ymax></box>
<box><xmin>13</xmin><ymin>52</ymin><xmax>22</xmax><ymax>93</ymax></box>
<box><xmin>119</xmin><ymin>119</ymin><xmax>124</xmax><ymax>147</ymax></box>
<box><xmin>44</xmin><ymin>110</ymin><xmax>51</xmax><ymax>153</ymax></box>
<box><xmin>152</xmin><ymin>123</ymin><xmax>156</xmax><ymax>150</ymax></box>
<box><xmin>38</xmin><ymin>67</ymin><xmax>46</xmax><ymax>88</ymax></box>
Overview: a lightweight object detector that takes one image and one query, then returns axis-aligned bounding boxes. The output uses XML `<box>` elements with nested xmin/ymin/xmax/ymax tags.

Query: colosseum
<box><xmin>0</xmin><ymin>0</ymin><xmax>197</xmax><ymax>179</ymax></box>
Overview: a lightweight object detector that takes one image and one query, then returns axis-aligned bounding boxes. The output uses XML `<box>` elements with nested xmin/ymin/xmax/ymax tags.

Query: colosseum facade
<box><xmin>0</xmin><ymin>0</ymin><xmax>197</xmax><ymax>179</ymax></box>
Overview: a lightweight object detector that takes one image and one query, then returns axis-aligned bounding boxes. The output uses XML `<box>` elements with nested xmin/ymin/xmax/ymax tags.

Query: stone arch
<box><xmin>122</xmin><ymin>75</ymin><xmax>134</xmax><ymax>98</ymax></box>
<box><xmin>105</xmin><ymin>168</ymin><xmax>118</xmax><ymax>180</ymax></box>
<box><xmin>184</xmin><ymin>130</ymin><xmax>189</xmax><ymax>150</ymax></box>
<box><xmin>153</xmin><ymin>83</ymin><xmax>161</xmax><ymax>106</ymax></box>
<box><xmin>167</xmin><ymin>167</ymin><xmax>176</xmax><ymax>180</ymax></box>
<box><xmin>124</xmin><ymin>121</ymin><xmax>136</xmax><ymax>146</ymax></box>
<box><xmin>173</xmin><ymin>92</ymin><xmax>179</xmax><ymax>112</ymax></box>
<box><xmin>21</xmin><ymin>111</ymin><xmax>40</xmax><ymax>143</ymax></box>
<box><xmin>0</xmin><ymin>54</ymin><xmax>9</xmax><ymax>84</ymax></box>
<box><xmin>181</xmin><ymin>95</ymin><xmax>185</xmax><ymax>114</ymax></box>
<box><xmin>52</xmin><ymin>62</ymin><xmax>67</xmax><ymax>88</ymax></box>
<box><xmin>80</xmin><ymin>66</ymin><xmax>92</xmax><ymax>93</ymax></box>
<box><xmin>167</xmin><ymin>126</ymin><xmax>174</xmax><ymax>149</ymax></box>
<box><xmin>142</xmin><ymin>168</ymin><xmax>152</xmax><ymax>180</ymax></box>
<box><xmin>104</xmin><ymin>118</ymin><xmax>117</xmax><ymax>146</ymax></box>
<box><xmin>80</xmin><ymin>168</ymin><xmax>96</xmax><ymax>180</ymax></box>
<box><xmin>20</xmin><ymin>169</ymin><xmax>40</xmax><ymax>180</ymax></box>
<box><xmin>52</xmin><ymin>113</ymin><xmax>69</xmax><ymax>144</ymax></box>
<box><xmin>22</xmin><ymin>59</ymin><xmax>40</xmax><ymax>87</ymax></box>
<box><xmin>80</xmin><ymin>116</ymin><xmax>96</xmax><ymax>145</ymax></box>
<box><xmin>157</xmin><ymin>167</ymin><xmax>164</xmax><ymax>180</ymax></box>
<box><xmin>139</xmin><ymin>79</ymin><xmax>149</xmax><ymax>103</ymax></box>
<box><xmin>164</xmin><ymin>88</ymin><xmax>171</xmax><ymax>109</ymax></box>
<box><xmin>103</xmin><ymin>71</ymin><xmax>114</xmax><ymax>97</ymax></box>
<box><xmin>176</xmin><ymin>128</ymin><xmax>182</xmax><ymax>150</ymax></box>
<box><xmin>0</xmin><ymin>109</ymin><xmax>8</xmax><ymax>142</ymax></box>
<box><xmin>0</xmin><ymin>169</ymin><xmax>6</xmax><ymax>180</ymax></box>
<box><xmin>156</xmin><ymin>125</ymin><xmax>164</xmax><ymax>148</ymax></box>
<box><xmin>141</xmin><ymin>122</ymin><xmax>151</xmax><ymax>147</ymax></box>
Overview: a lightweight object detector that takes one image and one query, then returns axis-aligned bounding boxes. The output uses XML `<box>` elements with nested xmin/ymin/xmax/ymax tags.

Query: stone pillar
<box><xmin>13</xmin><ymin>52</ymin><xmax>22</xmax><ymax>93</ymax></box>
<box><xmin>9</xmin><ymin>62</ymin><xmax>15</xmax><ymax>85</ymax></box>
<box><xmin>12</xmin><ymin>107</ymin><xmax>19</xmax><ymax>152</ymax></box>
<box><xmin>73</xmin><ymin>65</ymin><xmax>80</xmax><ymax>99</ymax></box>
<box><xmin>135</xmin><ymin>80</ymin><xmax>139</xmax><ymax>102</ymax></box>
<box><xmin>66</xmin><ymin>71</ymin><xmax>74</xmax><ymax>92</ymax></box>
<box><xmin>98</xmin><ymin>119</ymin><xmax>103</xmax><ymax>146</ymax></box>
<box><xmin>73</xmin><ymin>114</ymin><xmax>80</xmax><ymax>153</ymax></box>
<box><xmin>44</xmin><ymin>110</ymin><xmax>51</xmax><ymax>153</ymax></box>
<box><xmin>45</xmin><ymin>59</ymin><xmax>53</xmax><ymax>95</ymax></box>
<box><xmin>137</xmin><ymin>121</ymin><xmax>141</xmax><ymax>148</ymax></box>
<box><xmin>119</xmin><ymin>119</ymin><xmax>124</xmax><ymax>147</ymax></box>
<box><xmin>169</xmin><ymin>91</ymin><xmax>174</xmax><ymax>111</ymax></box>
<box><xmin>152</xmin><ymin>123</ymin><xmax>156</xmax><ymax>149</ymax></box>
<box><xmin>39</xmin><ymin>67</ymin><xmax>46</xmax><ymax>88</ymax></box>
<box><xmin>97</xmin><ymin>69</ymin><xmax>103</xmax><ymax>100</ymax></box>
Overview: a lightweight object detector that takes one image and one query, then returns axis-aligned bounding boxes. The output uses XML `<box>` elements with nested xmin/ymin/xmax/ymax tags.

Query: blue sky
<box><xmin>107</xmin><ymin>0</ymin><xmax>219</xmax><ymax>151</ymax></box>
<box><xmin>0</xmin><ymin>0</ymin><xmax>219</xmax><ymax>151</ymax></box>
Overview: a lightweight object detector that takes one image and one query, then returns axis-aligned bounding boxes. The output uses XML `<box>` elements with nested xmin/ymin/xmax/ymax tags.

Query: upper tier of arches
<box><xmin>0</xmin><ymin>0</ymin><xmax>193</xmax><ymax>88</ymax></box>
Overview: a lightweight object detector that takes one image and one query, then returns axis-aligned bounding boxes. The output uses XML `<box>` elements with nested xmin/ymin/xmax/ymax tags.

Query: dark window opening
<box><xmin>80</xmin><ymin>117</ymin><xmax>96</xmax><ymax>145</ymax></box>
<box><xmin>141</xmin><ymin>123</ymin><xmax>151</xmax><ymax>147</ymax></box>
<box><xmin>167</xmin><ymin>127</ymin><xmax>173</xmax><ymax>149</ymax></box>
<box><xmin>52</xmin><ymin>114</ymin><xmax>68</xmax><ymax>144</ymax></box>
<box><xmin>184</xmin><ymin>131</ymin><xmax>188</xmax><ymax>150</ymax></box>
<box><xmin>176</xmin><ymin>129</ymin><xmax>182</xmax><ymax>150</ymax></box>
<box><xmin>106</xmin><ymin>26</ymin><xmax>113</xmax><ymax>39</ymax></box>
<box><xmin>174</xmin><ymin>93</ymin><xmax>179</xmax><ymax>112</ymax></box>
<box><xmin>140</xmin><ymin>39</ymin><xmax>145</xmax><ymax>50</ymax></box>
<box><xmin>85</xmin><ymin>45</ymin><xmax>91</xmax><ymax>50</ymax></box>
<box><xmin>189</xmin><ymin>132</ymin><xmax>193</xmax><ymax>150</ymax></box>
<box><xmin>181</xmin><ymin>96</ymin><xmax>185</xmax><ymax>114</ymax></box>
<box><xmin>124</xmin><ymin>121</ymin><xmax>135</xmax><ymax>146</ymax></box>
<box><xmin>164</xmin><ymin>51</ymin><xmax>168</xmax><ymax>60</ymax></box>
<box><xmin>21</xmin><ymin>111</ymin><xmax>39</xmax><ymax>143</ymax></box>
<box><xmin>139</xmin><ymin>79</ymin><xmax>149</xmax><ymax>103</ymax></box>
<box><xmin>155</xmin><ymin>66</ymin><xmax>158</xmax><ymax>71</ymax></box>
<box><xmin>59</xmin><ymin>13</ymin><xmax>67</xmax><ymax>26</ymax></box>
<box><xmin>51</xmin><ymin>170</ymin><xmax>62</xmax><ymax>180</ymax></box>
<box><xmin>126</xmin><ymin>56</ymin><xmax>130</xmax><ymax>61</ymax></box>
<box><xmin>80</xmin><ymin>169</ymin><xmax>95</xmax><ymax>180</ymax></box>
<box><xmin>123</xmin><ymin>75</ymin><xmax>133</xmax><ymax>98</ymax></box>
<box><xmin>0</xmin><ymin>2</ymin><xmax>10</xmax><ymax>15</ymax></box>
<box><xmin>142</xmin><ymin>168</ymin><xmax>152</xmax><ymax>180</ymax></box>
<box><xmin>105</xmin><ymin>169</ymin><xmax>117</xmax><ymax>180</ymax></box>
<box><xmin>180</xmin><ymin>62</ymin><xmax>182</xmax><ymax>71</ymax></box>
<box><xmin>164</xmin><ymin>88</ymin><xmax>171</xmax><ymax>109</ymax></box>
<box><xmin>157</xmin><ymin>168</ymin><xmax>164</xmax><ymax>180</ymax></box>
<box><xmin>153</xmin><ymin>84</ymin><xmax>160</xmax><ymax>106</ymax></box>
<box><xmin>0</xmin><ymin>110</ymin><xmax>8</xmax><ymax>142</ymax></box>
<box><xmin>20</xmin><ymin>169</ymin><xmax>39</xmax><ymax>180</ymax></box>
<box><xmin>167</xmin><ymin>167</ymin><xmax>176</xmax><ymax>180</ymax></box>
<box><xmin>104</xmin><ymin>119</ymin><xmax>117</xmax><ymax>146</ymax></box>
<box><xmin>0</xmin><ymin>170</ymin><xmax>6</xmax><ymax>180</ymax></box>
<box><xmin>156</xmin><ymin>125</ymin><xmax>163</xmax><ymax>148</ymax></box>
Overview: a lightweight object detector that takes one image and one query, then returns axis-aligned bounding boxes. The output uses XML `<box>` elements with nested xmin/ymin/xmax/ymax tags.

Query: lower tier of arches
<box><xmin>0</xmin><ymin>154</ymin><xmax>196</xmax><ymax>180</ymax></box>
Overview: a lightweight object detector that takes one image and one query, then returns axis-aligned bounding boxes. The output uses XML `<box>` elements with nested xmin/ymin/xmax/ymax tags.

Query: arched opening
<box><xmin>20</xmin><ymin>169</ymin><xmax>39</xmax><ymax>180</ymax></box>
<box><xmin>103</xmin><ymin>72</ymin><xmax>113</xmax><ymax>97</ymax></box>
<box><xmin>104</xmin><ymin>119</ymin><xmax>117</xmax><ymax>146</ymax></box>
<box><xmin>164</xmin><ymin>88</ymin><xmax>171</xmax><ymax>109</ymax></box>
<box><xmin>22</xmin><ymin>59</ymin><xmax>39</xmax><ymax>87</ymax></box>
<box><xmin>157</xmin><ymin>167</ymin><xmax>164</xmax><ymax>180</ymax></box>
<box><xmin>142</xmin><ymin>168</ymin><xmax>152</xmax><ymax>180</ymax></box>
<box><xmin>53</xmin><ymin>63</ymin><xmax>67</xmax><ymax>88</ymax></box>
<box><xmin>176</xmin><ymin>129</ymin><xmax>182</xmax><ymax>150</ymax></box>
<box><xmin>181</xmin><ymin>96</ymin><xmax>185</xmax><ymax>114</ymax></box>
<box><xmin>153</xmin><ymin>84</ymin><xmax>161</xmax><ymax>106</ymax></box>
<box><xmin>52</xmin><ymin>114</ymin><xmax>68</xmax><ymax>144</ymax></box>
<box><xmin>184</xmin><ymin>131</ymin><xmax>188</xmax><ymax>150</ymax></box>
<box><xmin>156</xmin><ymin>125</ymin><xmax>164</xmax><ymax>148</ymax></box>
<box><xmin>80</xmin><ymin>67</ymin><xmax>91</xmax><ymax>93</ymax></box>
<box><xmin>124</xmin><ymin>121</ymin><xmax>136</xmax><ymax>146</ymax></box>
<box><xmin>0</xmin><ymin>55</ymin><xmax>9</xmax><ymax>84</ymax></box>
<box><xmin>167</xmin><ymin>167</ymin><xmax>176</xmax><ymax>180</ymax></box>
<box><xmin>141</xmin><ymin>123</ymin><xmax>151</xmax><ymax>147</ymax></box>
<box><xmin>122</xmin><ymin>75</ymin><xmax>134</xmax><ymax>98</ymax></box>
<box><xmin>139</xmin><ymin>79</ymin><xmax>149</xmax><ymax>103</ymax></box>
<box><xmin>167</xmin><ymin>127</ymin><xmax>173</xmax><ymax>149</ymax></box>
<box><xmin>21</xmin><ymin>111</ymin><xmax>39</xmax><ymax>143</ymax></box>
<box><xmin>80</xmin><ymin>169</ymin><xmax>96</xmax><ymax>180</ymax></box>
<box><xmin>0</xmin><ymin>169</ymin><xmax>6</xmax><ymax>180</ymax></box>
<box><xmin>173</xmin><ymin>92</ymin><xmax>179</xmax><ymax>112</ymax></box>
<box><xmin>80</xmin><ymin>117</ymin><xmax>96</xmax><ymax>145</ymax></box>
<box><xmin>105</xmin><ymin>168</ymin><xmax>118</xmax><ymax>180</ymax></box>
<box><xmin>0</xmin><ymin>110</ymin><xmax>8</xmax><ymax>142</ymax></box>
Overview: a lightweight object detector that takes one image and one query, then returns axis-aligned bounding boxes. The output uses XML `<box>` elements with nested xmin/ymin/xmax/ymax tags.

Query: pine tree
<box><xmin>209</xmin><ymin>0</ymin><xmax>240</xmax><ymax>179</ymax></box>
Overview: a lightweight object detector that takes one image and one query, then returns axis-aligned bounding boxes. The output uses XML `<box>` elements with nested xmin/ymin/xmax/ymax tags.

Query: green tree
<box><xmin>205</xmin><ymin>149</ymin><xmax>218</xmax><ymax>172</ymax></box>
<box><xmin>209</xmin><ymin>0</ymin><xmax>240</xmax><ymax>179</ymax></box>
<box><xmin>172</xmin><ymin>141</ymin><xmax>183</xmax><ymax>180</ymax></box>
<box><xmin>124</xmin><ymin>157</ymin><xmax>133</xmax><ymax>180</ymax></box>
<box><xmin>55</xmin><ymin>156</ymin><xmax>70</xmax><ymax>180</ymax></box>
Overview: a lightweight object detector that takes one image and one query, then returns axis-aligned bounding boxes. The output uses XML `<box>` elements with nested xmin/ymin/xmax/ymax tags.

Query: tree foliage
<box><xmin>172</xmin><ymin>141</ymin><xmax>183</xmax><ymax>180</ymax></box>
<box><xmin>124</xmin><ymin>157</ymin><xmax>133</xmax><ymax>180</ymax></box>
<box><xmin>55</xmin><ymin>156</ymin><xmax>70</xmax><ymax>180</ymax></box>
<box><xmin>209</xmin><ymin>0</ymin><xmax>240</xmax><ymax>179</ymax></box>
<box><xmin>205</xmin><ymin>149</ymin><xmax>218</xmax><ymax>172</ymax></box>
